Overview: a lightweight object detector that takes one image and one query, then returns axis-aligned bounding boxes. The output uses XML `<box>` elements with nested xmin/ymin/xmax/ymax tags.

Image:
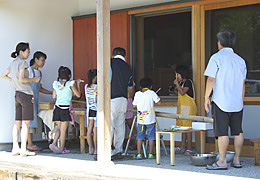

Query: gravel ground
<box><xmin>0</xmin><ymin>144</ymin><xmax>259</xmax><ymax>179</ymax></box>
<box><xmin>34</xmin><ymin>146</ymin><xmax>260</xmax><ymax>179</ymax></box>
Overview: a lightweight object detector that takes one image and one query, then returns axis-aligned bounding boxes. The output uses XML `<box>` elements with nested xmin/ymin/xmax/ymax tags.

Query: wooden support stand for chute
<box><xmin>128</xmin><ymin>109</ymin><xmax>214</xmax><ymax>155</ymax></box>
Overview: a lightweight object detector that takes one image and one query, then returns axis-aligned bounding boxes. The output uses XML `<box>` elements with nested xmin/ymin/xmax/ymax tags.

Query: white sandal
<box><xmin>20</xmin><ymin>150</ymin><xmax>36</xmax><ymax>157</ymax></box>
<box><xmin>11</xmin><ymin>148</ymin><xmax>20</xmax><ymax>156</ymax></box>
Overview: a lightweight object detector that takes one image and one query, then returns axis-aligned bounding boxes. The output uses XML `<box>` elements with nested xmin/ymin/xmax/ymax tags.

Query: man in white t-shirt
<box><xmin>132</xmin><ymin>77</ymin><xmax>161</xmax><ymax>159</ymax></box>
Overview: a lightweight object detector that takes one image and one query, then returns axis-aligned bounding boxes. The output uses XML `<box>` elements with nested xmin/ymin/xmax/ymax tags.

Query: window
<box><xmin>133</xmin><ymin>11</ymin><xmax>192</xmax><ymax>97</ymax></box>
<box><xmin>206</xmin><ymin>4</ymin><xmax>260</xmax><ymax>96</ymax></box>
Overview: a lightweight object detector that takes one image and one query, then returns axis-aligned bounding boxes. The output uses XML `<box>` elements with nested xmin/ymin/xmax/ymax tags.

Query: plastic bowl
<box><xmin>211</xmin><ymin>151</ymin><xmax>235</xmax><ymax>163</ymax></box>
<box><xmin>190</xmin><ymin>154</ymin><xmax>216</xmax><ymax>166</ymax></box>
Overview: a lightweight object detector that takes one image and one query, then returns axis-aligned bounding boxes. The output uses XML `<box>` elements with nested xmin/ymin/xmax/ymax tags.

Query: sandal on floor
<box><xmin>175</xmin><ymin>147</ymin><xmax>185</xmax><ymax>154</ymax></box>
<box><xmin>184</xmin><ymin>150</ymin><xmax>193</xmax><ymax>156</ymax></box>
<box><xmin>231</xmin><ymin>162</ymin><xmax>242</xmax><ymax>168</ymax></box>
<box><xmin>61</xmin><ymin>149</ymin><xmax>71</xmax><ymax>154</ymax></box>
<box><xmin>49</xmin><ymin>144</ymin><xmax>62</xmax><ymax>154</ymax></box>
<box><xmin>27</xmin><ymin>145</ymin><xmax>42</xmax><ymax>151</ymax></box>
<box><xmin>20</xmin><ymin>150</ymin><xmax>36</xmax><ymax>157</ymax></box>
<box><xmin>206</xmin><ymin>162</ymin><xmax>228</xmax><ymax>170</ymax></box>
<box><xmin>11</xmin><ymin>148</ymin><xmax>20</xmax><ymax>156</ymax></box>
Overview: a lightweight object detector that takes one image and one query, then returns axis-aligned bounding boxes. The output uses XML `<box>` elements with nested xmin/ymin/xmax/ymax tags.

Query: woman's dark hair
<box><xmin>11</xmin><ymin>42</ymin><xmax>30</xmax><ymax>58</ymax></box>
<box><xmin>112</xmin><ymin>47</ymin><xmax>126</xmax><ymax>57</ymax></box>
<box><xmin>30</xmin><ymin>51</ymin><xmax>47</xmax><ymax>66</ymax></box>
<box><xmin>140</xmin><ymin>77</ymin><xmax>153</xmax><ymax>89</ymax></box>
<box><xmin>57</xmin><ymin>66</ymin><xmax>71</xmax><ymax>86</ymax></box>
<box><xmin>217</xmin><ymin>29</ymin><xmax>236</xmax><ymax>48</ymax></box>
<box><xmin>87</xmin><ymin>69</ymin><xmax>97</xmax><ymax>87</ymax></box>
<box><xmin>175</xmin><ymin>65</ymin><xmax>190</xmax><ymax>79</ymax></box>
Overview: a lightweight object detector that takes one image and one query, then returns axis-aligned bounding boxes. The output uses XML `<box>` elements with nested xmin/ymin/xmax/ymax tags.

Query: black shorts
<box><xmin>212</xmin><ymin>102</ymin><xmax>243</xmax><ymax>137</ymax></box>
<box><xmin>53</xmin><ymin>105</ymin><xmax>72</xmax><ymax>122</ymax></box>
<box><xmin>89</xmin><ymin>109</ymin><xmax>97</xmax><ymax>118</ymax></box>
<box><xmin>15</xmin><ymin>91</ymin><xmax>33</xmax><ymax>121</ymax></box>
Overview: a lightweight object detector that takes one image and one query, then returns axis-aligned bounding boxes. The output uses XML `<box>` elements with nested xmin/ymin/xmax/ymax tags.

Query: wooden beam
<box><xmin>200</xmin><ymin>5</ymin><xmax>206</xmax><ymax>117</ymax></box>
<box><xmin>192</xmin><ymin>5</ymin><xmax>202</xmax><ymax>116</ymax></box>
<box><xmin>127</xmin><ymin>109</ymin><xmax>213</xmax><ymax>123</ymax></box>
<box><xmin>204</xmin><ymin>0</ymin><xmax>260</xmax><ymax>10</ymax></box>
<box><xmin>96</xmin><ymin>0</ymin><xmax>111</xmax><ymax>162</ymax></box>
<box><xmin>128</xmin><ymin>0</ymin><xmax>235</xmax><ymax>15</ymax></box>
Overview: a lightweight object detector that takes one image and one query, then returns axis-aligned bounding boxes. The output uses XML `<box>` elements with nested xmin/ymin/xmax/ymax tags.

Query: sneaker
<box><xmin>175</xmin><ymin>147</ymin><xmax>185</xmax><ymax>154</ymax></box>
<box><xmin>184</xmin><ymin>150</ymin><xmax>193</xmax><ymax>156</ymax></box>
<box><xmin>148</xmin><ymin>153</ymin><xmax>156</xmax><ymax>159</ymax></box>
<box><xmin>133</xmin><ymin>153</ymin><xmax>142</xmax><ymax>160</ymax></box>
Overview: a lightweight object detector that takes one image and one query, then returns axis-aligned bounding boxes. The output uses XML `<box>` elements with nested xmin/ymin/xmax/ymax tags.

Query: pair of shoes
<box><xmin>61</xmin><ymin>149</ymin><xmax>71</xmax><ymax>154</ymax></box>
<box><xmin>175</xmin><ymin>147</ymin><xmax>185</xmax><ymax>154</ymax></box>
<box><xmin>49</xmin><ymin>144</ymin><xmax>62</xmax><ymax>153</ymax></box>
<box><xmin>184</xmin><ymin>150</ymin><xmax>193</xmax><ymax>156</ymax></box>
<box><xmin>148</xmin><ymin>153</ymin><xmax>156</xmax><ymax>159</ymax></box>
<box><xmin>231</xmin><ymin>162</ymin><xmax>242</xmax><ymax>168</ymax></box>
<box><xmin>206</xmin><ymin>162</ymin><xmax>228</xmax><ymax>170</ymax></box>
<box><xmin>20</xmin><ymin>150</ymin><xmax>36</xmax><ymax>157</ymax></box>
<box><xmin>133</xmin><ymin>153</ymin><xmax>142</xmax><ymax>160</ymax></box>
<box><xmin>11</xmin><ymin>148</ymin><xmax>20</xmax><ymax>156</ymax></box>
<box><xmin>27</xmin><ymin>145</ymin><xmax>42</xmax><ymax>151</ymax></box>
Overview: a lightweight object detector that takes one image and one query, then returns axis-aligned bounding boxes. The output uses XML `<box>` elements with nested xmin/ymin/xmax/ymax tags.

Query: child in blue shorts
<box><xmin>132</xmin><ymin>77</ymin><xmax>161</xmax><ymax>159</ymax></box>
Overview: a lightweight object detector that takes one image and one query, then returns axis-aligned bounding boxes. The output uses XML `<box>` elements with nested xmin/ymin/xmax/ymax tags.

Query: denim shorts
<box><xmin>136</xmin><ymin>123</ymin><xmax>156</xmax><ymax>141</ymax></box>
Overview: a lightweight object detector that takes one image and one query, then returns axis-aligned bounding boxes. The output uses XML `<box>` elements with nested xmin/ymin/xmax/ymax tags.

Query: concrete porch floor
<box><xmin>0</xmin><ymin>143</ymin><xmax>259</xmax><ymax>180</ymax></box>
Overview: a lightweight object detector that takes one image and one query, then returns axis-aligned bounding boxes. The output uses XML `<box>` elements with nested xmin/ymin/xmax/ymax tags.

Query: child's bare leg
<box><xmin>87</xmin><ymin>119</ymin><xmax>94</xmax><ymax>154</ymax></box>
<box><xmin>13</xmin><ymin>121</ymin><xmax>22</xmax><ymax>150</ymax></box>
<box><xmin>20</xmin><ymin>120</ymin><xmax>30</xmax><ymax>153</ymax></box>
<box><xmin>93</xmin><ymin>125</ymin><xmax>97</xmax><ymax>154</ymax></box>
<box><xmin>137</xmin><ymin>140</ymin><xmax>142</xmax><ymax>154</ymax></box>
<box><xmin>149</xmin><ymin>140</ymin><xmax>155</xmax><ymax>154</ymax></box>
<box><xmin>181</xmin><ymin>133</ymin><xmax>187</xmax><ymax>151</ymax></box>
<box><xmin>187</xmin><ymin>132</ymin><xmax>192</xmax><ymax>150</ymax></box>
<box><xmin>52</xmin><ymin>122</ymin><xmax>61</xmax><ymax>146</ymax></box>
<box><xmin>59</xmin><ymin>121</ymin><xmax>69</xmax><ymax>151</ymax></box>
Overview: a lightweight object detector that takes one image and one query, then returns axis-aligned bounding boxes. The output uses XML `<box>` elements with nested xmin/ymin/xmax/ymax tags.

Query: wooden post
<box><xmin>96</xmin><ymin>0</ymin><xmax>111</xmax><ymax>162</ymax></box>
<box><xmin>79</xmin><ymin>115</ymin><xmax>85</xmax><ymax>153</ymax></box>
<box><xmin>170</xmin><ymin>133</ymin><xmax>175</xmax><ymax>166</ymax></box>
<box><xmin>156</xmin><ymin>132</ymin><xmax>160</xmax><ymax>165</ymax></box>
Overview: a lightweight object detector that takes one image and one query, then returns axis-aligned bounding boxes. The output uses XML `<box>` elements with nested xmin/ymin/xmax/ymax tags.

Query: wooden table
<box><xmin>156</xmin><ymin>129</ymin><xmax>211</xmax><ymax>166</ymax></box>
<box><xmin>71</xmin><ymin>108</ymin><xmax>86</xmax><ymax>153</ymax></box>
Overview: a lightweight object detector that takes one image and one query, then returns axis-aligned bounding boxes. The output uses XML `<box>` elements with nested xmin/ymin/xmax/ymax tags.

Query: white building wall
<box><xmin>0</xmin><ymin>0</ymin><xmax>79</xmax><ymax>143</ymax></box>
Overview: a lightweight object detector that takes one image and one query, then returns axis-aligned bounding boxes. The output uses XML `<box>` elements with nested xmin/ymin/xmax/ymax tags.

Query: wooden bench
<box><xmin>250</xmin><ymin>139</ymin><xmax>260</xmax><ymax>166</ymax></box>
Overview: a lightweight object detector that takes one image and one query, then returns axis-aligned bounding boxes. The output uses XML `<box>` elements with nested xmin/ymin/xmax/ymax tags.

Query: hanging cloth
<box><xmin>30</xmin><ymin>67</ymin><xmax>42</xmax><ymax>128</ymax></box>
<box><xmin>176</xmin><ymin>79</ymin><xmax>197</xmax><ymax>127</ymax></box>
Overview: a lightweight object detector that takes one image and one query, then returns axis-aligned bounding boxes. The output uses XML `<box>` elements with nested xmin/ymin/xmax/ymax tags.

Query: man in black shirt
<box><xmin>110</xmin><ymin>47</ymin><xmax>134</xmax><ymax>157</ymax></box>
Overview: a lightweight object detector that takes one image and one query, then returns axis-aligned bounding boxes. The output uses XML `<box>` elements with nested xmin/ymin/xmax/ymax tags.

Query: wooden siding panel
<box><xmin>73</xmin><ymin>15</ymin><xmax>97</xmax><ymax>87</ymax></box>
<box><xmin>73</xmin><ymin>12</ymin><xmax>130</xmax><ymax>100</ymax></box>
<box><xmin>110</xmin><ymin>12</ymin><xmax>130</xmax><ymax>62</ymax></box>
